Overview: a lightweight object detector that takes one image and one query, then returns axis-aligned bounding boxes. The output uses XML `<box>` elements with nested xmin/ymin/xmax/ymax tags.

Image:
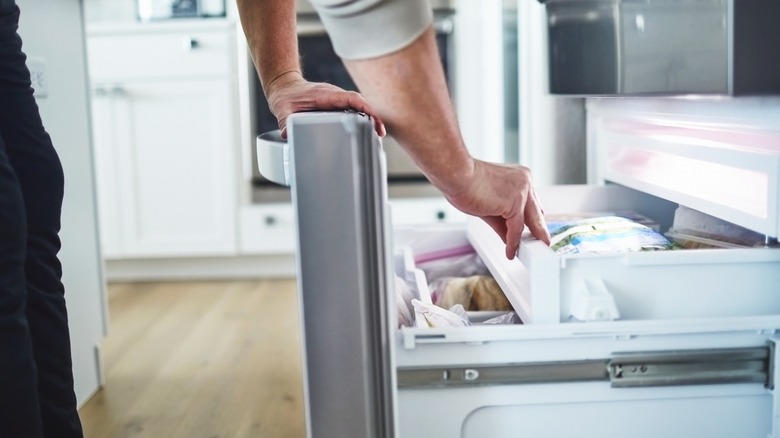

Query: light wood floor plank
<box><xmin>79</xmin><ymin>280</ymin><xmax>305</xmax><ymax>438</ymax></box>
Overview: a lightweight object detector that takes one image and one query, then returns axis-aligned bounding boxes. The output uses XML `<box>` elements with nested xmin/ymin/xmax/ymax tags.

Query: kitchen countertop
<box><xmin>86</xmin><ymin>17</ymin><xmax>236</xmax><ymax>36</ymax></box>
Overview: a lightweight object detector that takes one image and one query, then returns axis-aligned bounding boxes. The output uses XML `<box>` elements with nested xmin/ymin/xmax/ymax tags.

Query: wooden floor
<box><xmin>79</xmin><ymin>280</ymin><xmax>306</xmax><ymax>438</ymax></box>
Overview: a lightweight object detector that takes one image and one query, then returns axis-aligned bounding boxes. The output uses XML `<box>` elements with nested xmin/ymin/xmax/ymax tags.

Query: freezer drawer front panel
<box><xmin>394</xmin><ymin>323</ymin><xmax>780</xmax><ymax>437</ymax></box>
<box><xmin>399</xmin><ymin>384</ymin><xmax>771</xmax><ymax>438</ymax></box>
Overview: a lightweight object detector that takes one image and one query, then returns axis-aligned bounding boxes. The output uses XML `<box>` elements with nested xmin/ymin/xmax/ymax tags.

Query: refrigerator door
<box><xmin>278</xmin><ymin>112</ymin><xmax>396</xmax><ymax>438</ymax></box>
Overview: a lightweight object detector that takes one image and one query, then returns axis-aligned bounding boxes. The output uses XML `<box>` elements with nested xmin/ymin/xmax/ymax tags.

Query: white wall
<box><xmin>517</xmin><ymin>0</ymin><xmax>586</xmax><ymax>186</ymax></box>
<box><xmin>17</xmin><ymin>0</ymin><xmax>106</xmax><ymax>407</ymax></box>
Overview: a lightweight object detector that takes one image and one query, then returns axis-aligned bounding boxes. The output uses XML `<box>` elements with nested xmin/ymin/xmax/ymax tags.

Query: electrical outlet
<box><xmin>27</xmin><ymin>56</ymin><xmax>48</xmax><ymax>98</ymax></box>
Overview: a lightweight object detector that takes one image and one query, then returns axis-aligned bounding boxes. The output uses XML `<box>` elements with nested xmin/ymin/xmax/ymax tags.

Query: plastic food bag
<box><xmin>412</xmin><ymin>299</ymin><xmax>470</xmax><ymax>328</ymax></box>
<box><xmin>395</xmin><ymin>274</ymin><xmax>415</xmax><ymax>328</ymax></box>
<box><xmin>429</xmin><ymin>275</ymin><xmax>513</xmax><ymax>312</ymax></box>
<box><xmin>415</xmin><ymin>251</ymin><xmax>491</xmax><ymax>282</ymax></box>
<box><xmin>547</xmin><ymin>216</ymin><xmax>674</xmax><ymax>254</ymax></box>
<box><xmin>481</xmin><ymin>312</ymin><xmax>521</xmax><ymax>325</ymax></box>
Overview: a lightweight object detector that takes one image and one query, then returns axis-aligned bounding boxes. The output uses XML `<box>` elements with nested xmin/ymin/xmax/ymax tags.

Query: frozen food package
<box><xmin>394</xmin><ymin>274</ymin><xmax>415</xmax><ymax>328</ymax></box>
<box><xmin>429</xmin><ymin>275</ymin><xmax>513</xmax><ymax>312</ymax></box>
<box><xmin>415</xmin><ymin>249</ymin><xmax>491</xmax><ymax>281</ymax></box>
<box><xmin>546</xmin><ymin>215</ymin><xmax>675</xmax><ymax>254</ymax></box>
<box><xmin>546</xmin><ymin>211</ymin><xmax>661</xmax><ymax>233</ymax></box>
<box><xmin>481</xmin><ymin>312</ymin><xmax>521</xmax><ymax>325</ymax></box>
<box><xmin>412</xmin><ymin>299</ymin><xmax>470</xmax><ymax>328</ymax></box>
<box><xmin>666</xmin><ymin>206</ymin><xmax>768</xmax><ymax>248</ymax></box>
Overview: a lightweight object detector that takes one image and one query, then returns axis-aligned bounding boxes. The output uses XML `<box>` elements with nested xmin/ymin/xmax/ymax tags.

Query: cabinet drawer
<box><xmin>87</xmin><ymin>29</ymin><xmax>231</xmax><ymax>80</ymax></box>
<box><xmin>238</xmin><ymin>204</ymin><xmax>297</xmax><ymax>255</ymax></box>
<box><xmin>469</xmin><ymin>185</ymin><xmax>780</xmax><ymax>324</ymax></box>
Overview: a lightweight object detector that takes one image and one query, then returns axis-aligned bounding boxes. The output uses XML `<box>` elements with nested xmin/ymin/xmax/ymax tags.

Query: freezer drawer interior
<box><xmin>392</xmin><ymin>184</ymin><xmax>780</xmax><ymax>437</ymax></box>
<box><xmin>394</xmin><ymin>184</ymin><xmax>780</xmax><ymax>328</ymax></box>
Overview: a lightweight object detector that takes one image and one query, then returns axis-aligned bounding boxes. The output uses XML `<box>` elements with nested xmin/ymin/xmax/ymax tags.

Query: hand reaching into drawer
<box><xmin>445</xmin><ymin>160</ymin><xmax>552</xmax><ymax>259</ymax></box>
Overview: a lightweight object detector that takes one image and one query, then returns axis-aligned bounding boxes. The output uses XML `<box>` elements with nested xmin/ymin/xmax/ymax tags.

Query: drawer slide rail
<box><xmin>397</xmin><ymin>347</ymin><xmax>771</xmax><ymax>389</ymax></box>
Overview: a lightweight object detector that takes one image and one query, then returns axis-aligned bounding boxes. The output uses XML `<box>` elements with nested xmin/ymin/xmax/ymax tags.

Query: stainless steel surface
<box><xmin>398</xmin><ymin>346</ymin><xmax>772</xmax><ymax>389</ymax></box>
<box><xmin>398</xmin><ymin>361</ymin><xmax>609</xmax><ymax>388</ymax></box>
<box><xmin>545</xmin><ymin>0</ymin><xmax>780</xmax><ymax>95</ymax></box>
<box><xmin>608</xmin><ymin>347</ymin><xmax>770</xmax><ymax>388</ymax></box>
<box><xmin>287</xmin><ymin>112</ymin><xmax>395</xmax><ymax>438</ymax></box>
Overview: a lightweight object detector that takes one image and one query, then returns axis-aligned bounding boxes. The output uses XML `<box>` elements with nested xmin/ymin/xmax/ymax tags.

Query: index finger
<box><xmin>524</xmin><ymin>189</ymin><xmax>551</xmax><ymax>246</ymax></box>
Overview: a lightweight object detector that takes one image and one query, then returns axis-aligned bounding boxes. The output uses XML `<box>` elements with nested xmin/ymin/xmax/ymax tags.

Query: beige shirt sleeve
<box><xmin>309</xmin><ymin>0</ymin><xmax>433</xmax><ymax>60</ymax></box>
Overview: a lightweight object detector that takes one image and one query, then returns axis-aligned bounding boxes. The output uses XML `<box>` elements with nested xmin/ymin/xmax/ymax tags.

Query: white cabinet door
<box><xmin>93</xmin><ymin>79</ymin><xmax>237</xmax><ymax>257</ymax></box>
<box><xmin>90</xmin><ymin>86</ymin><xmax>123</xmax><ymax>257</ymax></box>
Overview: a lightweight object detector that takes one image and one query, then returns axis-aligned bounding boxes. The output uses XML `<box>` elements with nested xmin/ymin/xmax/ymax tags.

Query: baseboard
<box><xmin>105</xmin><ymin>254</ymin><xmax>297</xmax><ymax>282</ymax></box>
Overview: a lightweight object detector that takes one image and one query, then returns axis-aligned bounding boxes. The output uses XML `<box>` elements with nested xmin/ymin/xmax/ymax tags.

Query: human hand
<box><xmin>443</xmin><ymin>159</ymin><xmax>551</xmax><ymax>259</ymax></box>
<box><xmin>265</xmin><ymin>71</ymin><xmax>386</xmax><ymax>138</ymax></box>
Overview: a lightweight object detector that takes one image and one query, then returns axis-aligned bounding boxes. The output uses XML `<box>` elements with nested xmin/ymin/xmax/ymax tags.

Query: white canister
<box><xmin>198</xmin><ymin>0</ymin><xmax>225</xmax><ymax>17</ymax></box>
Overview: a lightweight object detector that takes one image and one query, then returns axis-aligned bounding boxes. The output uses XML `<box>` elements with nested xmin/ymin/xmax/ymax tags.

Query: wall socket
<box><xmin>27</xmin><ymin>56</ymin><xmax>48</xmax><ymax>98</ymax></box>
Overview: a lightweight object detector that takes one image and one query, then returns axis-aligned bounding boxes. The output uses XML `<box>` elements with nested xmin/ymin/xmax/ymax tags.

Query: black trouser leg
<box><xmin>0</xmin><ymin>4</ymin><xmax>83</xmax><ymax>437</ymax></box>
<box><xmin>0</xmin><ymin>121</ymin><xmax>44</xmax><ymax>438</ymax></box>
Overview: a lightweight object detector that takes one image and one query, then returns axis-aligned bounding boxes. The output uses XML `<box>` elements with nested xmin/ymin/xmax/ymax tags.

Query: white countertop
<box><xmin>86</xmin><ymin>17</ymin><xmax>236</xmax><ymax>36</ymax></box>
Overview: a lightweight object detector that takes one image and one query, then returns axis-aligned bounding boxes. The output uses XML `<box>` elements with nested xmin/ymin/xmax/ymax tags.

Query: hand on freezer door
<box><xmin>444</xmin><ymin>159</ymin><xmax>552</xmax><ymax>259</ymax></box>
<box><xmin>264</xmin><ymin>71</ymin><xmax>386</xmax><ymax>139</ymax></box>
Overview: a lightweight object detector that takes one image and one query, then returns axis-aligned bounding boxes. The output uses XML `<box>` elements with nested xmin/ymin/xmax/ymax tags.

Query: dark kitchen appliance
<box><xmin>544</xmin><ymin>0</ymin><xmax>780</xmax><ymax>95</ymax></box>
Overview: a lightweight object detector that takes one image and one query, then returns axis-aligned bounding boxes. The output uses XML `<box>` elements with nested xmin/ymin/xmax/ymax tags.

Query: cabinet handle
<box><xmin>94</xmin><ymin>86</ymin><xmax>108</xmax><ymax>96</ymax></box>
<box><xmin>110</xmin><ymin>86</ymin><xmax>127</xmax><ymax>96</ymax></box>
<box><xmin>183</xmin><ymin>37</ymin><xmax>200</xmax><ymax>50</ymax></box>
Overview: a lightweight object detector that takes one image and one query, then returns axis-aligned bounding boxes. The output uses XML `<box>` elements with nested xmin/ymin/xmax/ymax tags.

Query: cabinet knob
<box><xmin>264</xmin><ymin>215</ymin><xmax>276</xmax><ymax>226</ymax></box>
<box><xmin>110</xmin><ymin>86</ymin><xmax>127</xmax><ymax>96</ymax></box>
<box><xmin>436</xmin><ymin>210</ymin><xmax>446</xmax><ymax>221</ymax></box>
<box><xmin>183</xmin><ymin>37</ymin><xmax>200</xmax><ymax>50</ymax></box>
<box><xmin>94</xmin><ymin>86</ymin><xmax>108</xmax><ymax>96</ymax></box>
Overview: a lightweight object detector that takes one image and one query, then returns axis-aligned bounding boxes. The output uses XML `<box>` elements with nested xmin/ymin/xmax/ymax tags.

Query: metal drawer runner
<box><xmin>398</xmin><ymin>346</ymin><xmax>772</xmax><ymax>389</ymax></box>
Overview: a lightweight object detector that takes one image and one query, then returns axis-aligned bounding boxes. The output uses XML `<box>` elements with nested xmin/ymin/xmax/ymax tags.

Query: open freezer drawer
<box><xmin>393</xmin><ymin>188</ymin><xmax>780</xmax><ymax>436</ymax></box>
<box><xmin>261</xmin><ymin>112</ymin><xmax>780</xmax><ymax>438</ymax></box>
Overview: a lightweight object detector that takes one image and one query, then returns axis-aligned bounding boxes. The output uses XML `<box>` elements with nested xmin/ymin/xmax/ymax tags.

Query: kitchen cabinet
<box><xmin>239</xmin><ymin>199</ymin><xmax>466</xmax><ymax>256</ymax></box>
<box><xmin>87</xmin><ymin>22</ymin><xmax>239</xmax><ymax>258</ymax></box>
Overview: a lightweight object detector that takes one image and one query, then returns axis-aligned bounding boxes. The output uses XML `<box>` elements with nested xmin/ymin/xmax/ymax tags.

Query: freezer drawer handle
<box><xmin>608</xmin><ymin>347</ymin><xmax>770</xmax><ymax>388</ymax></box>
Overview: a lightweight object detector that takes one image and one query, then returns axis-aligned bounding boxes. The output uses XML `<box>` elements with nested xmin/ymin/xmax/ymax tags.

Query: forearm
<box><xmin>343</xmin><ymin>27</ymin><xmax>475</xmax><ymax>198</ymax></box>
<box><xmin>236</xmin><ymin>0</ymin><xmax>301</xmax><ymax>93</ymax></box>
